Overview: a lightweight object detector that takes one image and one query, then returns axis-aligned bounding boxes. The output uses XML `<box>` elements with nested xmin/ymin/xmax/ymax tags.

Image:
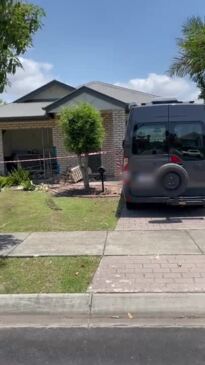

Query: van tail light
<box><xmin>123</xmin><ymin>157</ymin><xmax>130</xmax><ymax>184</ymax></box>
<box><xmin>169</xmin><ymin>154</ymin><xmax>183</xmax><ymax>164</ymax></box>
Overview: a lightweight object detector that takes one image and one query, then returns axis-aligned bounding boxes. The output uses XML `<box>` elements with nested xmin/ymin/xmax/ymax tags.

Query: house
<box><xmin>0</xmin><ymin>80</ymin><xmax>155</xmax><ymax>178</ymax></box>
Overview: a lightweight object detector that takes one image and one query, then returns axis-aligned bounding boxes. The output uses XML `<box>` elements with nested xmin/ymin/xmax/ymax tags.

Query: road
<box><xmin>0</xmin><ymin>327</ymin><xmax>205</xmax><ymax>364</ymax></box>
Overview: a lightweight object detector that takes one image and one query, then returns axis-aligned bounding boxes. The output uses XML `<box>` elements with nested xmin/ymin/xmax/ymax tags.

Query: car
<box><xmin>123</xmin><ymin>99</ymin><xmax>205</xmax><ymax>209</ymax></box>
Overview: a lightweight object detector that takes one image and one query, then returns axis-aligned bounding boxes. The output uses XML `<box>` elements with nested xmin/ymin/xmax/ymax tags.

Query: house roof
<box><xmin>45</xmin><ymin>86</ymin><xmax>128</xmax><ymax>112</ymax></box>
<box><xmin>14</xmin><ymin>80</ymin><xmax>76</xmax><ymax>103</ymax></box>
<box><xmin>85</xmin><ymin>81</ymin><xmax>156</xmax><ymax>104</ymax></box>
<box><xmin>0</xmin><ymin>79</ymin><xmax>158</xmax><ymax>120</ymax></box>
<box><xmin>0</xmin><ymin>102</ymin><xmax>50</xmax><ymax>120</ymax></box>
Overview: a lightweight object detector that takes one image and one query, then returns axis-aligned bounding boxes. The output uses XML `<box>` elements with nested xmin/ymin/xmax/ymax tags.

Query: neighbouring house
<box><xmin>0</xmin><ymin>80</ymin><xmax>156</xmax><ymax>179</ymax></box>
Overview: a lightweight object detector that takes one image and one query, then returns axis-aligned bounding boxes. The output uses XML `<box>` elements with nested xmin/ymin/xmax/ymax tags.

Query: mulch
<box><xmin>48</xmin><ymin>181</ymin><xmax>122</xmax><ymax>198</ymax></box>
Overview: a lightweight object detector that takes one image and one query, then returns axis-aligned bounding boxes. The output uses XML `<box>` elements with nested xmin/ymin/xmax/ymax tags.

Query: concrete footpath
<box><xmin>1</xmin><ymin>229</ymin><xmax>205</xmax><ymax>257</ymax></box>
<box><xmin>2</xmin><ymin>230</ymin><xmax>205</xmax><ymax>322</ymax></box>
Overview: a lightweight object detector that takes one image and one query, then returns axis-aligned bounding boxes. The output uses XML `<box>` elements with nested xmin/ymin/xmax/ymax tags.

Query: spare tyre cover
<box><xmin>156</xmin><ymin>163</ymin><xmax>189</xmax><ymax>197</ymax></box>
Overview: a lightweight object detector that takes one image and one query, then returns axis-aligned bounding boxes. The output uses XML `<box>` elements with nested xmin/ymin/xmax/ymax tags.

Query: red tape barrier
<box><xmin>0</xmin><ymin>150</ymin><xmax>114</xmax><ymax>165</ymax></box>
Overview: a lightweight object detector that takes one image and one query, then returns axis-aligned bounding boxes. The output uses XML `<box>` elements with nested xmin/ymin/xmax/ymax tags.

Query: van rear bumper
<box><xmin>123</xmin><ymin>186</ymin><xmax>205</xmax><ymax>206</ymax></box>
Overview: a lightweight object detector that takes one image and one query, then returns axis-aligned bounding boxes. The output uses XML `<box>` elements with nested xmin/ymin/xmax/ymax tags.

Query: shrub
<box><xmin>21</xmin><ymin>180</ymin><xmax>35</xmax><ymax>191</ymax></box>
<box><xmin>60</xmin><ymin>103</ymin><xmax>104</xmax><ymax>189</ymax></box>
<box><xmin>7</xmin><ymin>168</ymin><xmax>30</xmax><ymax>186</ymax></box>
<box><xmin>0</xmin><ymin>169</ymin><xmax>35</xmax><ymax>191</ymax></box>
<box><xmin>0</xmin><ymin>176</ymin><xmax>9</xmax><ymax>188</ymax></box>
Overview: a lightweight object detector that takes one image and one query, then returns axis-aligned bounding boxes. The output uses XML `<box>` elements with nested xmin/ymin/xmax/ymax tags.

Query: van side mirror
<box><xmin>122</xmin><ymin>139</ymin><xmax>125</xmax><ymax>149</ymax></box>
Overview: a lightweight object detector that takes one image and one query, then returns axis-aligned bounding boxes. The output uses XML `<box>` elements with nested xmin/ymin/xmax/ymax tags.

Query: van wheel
<box><xmin>126</xmin><ymin>202</ymin><xmax>135</xmax><ymax>210</ymax></box>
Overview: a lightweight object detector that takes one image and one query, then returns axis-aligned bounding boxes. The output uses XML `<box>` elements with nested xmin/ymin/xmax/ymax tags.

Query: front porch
<box><xmin>0</xmin><ymin>109</ymin><xmax>126</xmax><ymax>180</ymax></box>
<box><xmin>0</xmin><ymin>119</ymin><xmax>56</xmax><ymax>178</ymax></box>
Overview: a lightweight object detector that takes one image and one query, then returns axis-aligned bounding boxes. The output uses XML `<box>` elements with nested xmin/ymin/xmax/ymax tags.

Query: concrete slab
<box><xmin>0</xmin><ymin>233</ymin><xmax>29</xmax><ymax>256</ymax></box>
<box><xmin>9</xmin><ymin>231</ymin><xmax>106</xmax><ymax>256</ymax></box>
<box><xmin>188</xmin><ymin>230</ymin><xmax>205</xmax><ymax>253</ymax></box>
<box><xmin>105</xmin><ymin>230</ymin><xmax>199</xmax><ymax>255</ymax></box>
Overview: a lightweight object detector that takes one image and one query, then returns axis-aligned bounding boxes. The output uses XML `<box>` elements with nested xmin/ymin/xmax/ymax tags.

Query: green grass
<box><xmin>0</xmin><ymin>191</ymin><xmax>118</xmax><ymax>232</ymax></box>
<box><xmin>0</xmin><ymin>257</ymin><xmax>100</xmax><ymax>294</ymax></box>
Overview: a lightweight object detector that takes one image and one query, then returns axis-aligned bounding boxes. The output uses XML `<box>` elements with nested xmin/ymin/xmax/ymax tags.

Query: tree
<box><xmin>60</xmin><ymin>103</ymin><xmax>105</xmax><ymax>189</ymax></box>
<box><xmin>0</xmin><ymin>0</ymin><xmax>45</xmax><ymax>92</ymax></box>
<box><xmin>168</xmin><ymin>16</ymin><xmax>205</xmax><ymax>100</ymax></box>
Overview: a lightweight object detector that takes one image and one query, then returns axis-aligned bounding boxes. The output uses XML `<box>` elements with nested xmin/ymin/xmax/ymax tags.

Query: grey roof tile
<box><xmin>0</xmin><ymin>102</ymin><xmax>50</xmax><ymax>119</ymax></box>
<box><xmin>85</xmin><ymin>81</ymin><xmax>157</xmax><ymax>104</ymax></box>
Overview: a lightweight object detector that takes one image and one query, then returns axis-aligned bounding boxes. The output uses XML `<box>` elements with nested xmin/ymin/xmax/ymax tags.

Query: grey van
<box><xmin>123</xmin><ymin>100</ymin><xmax>205</xmax><ymax>209</ymax></box>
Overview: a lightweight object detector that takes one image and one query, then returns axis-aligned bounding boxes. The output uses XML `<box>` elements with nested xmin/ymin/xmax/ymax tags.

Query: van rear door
<box><xmin>169</xmin><ymin>104</ymin><xmax>205</xmax><ymax>196</ymax></box>
<box><xmin>129</xmin><ymin>105</ymin><xmax>169</xmax><ymax>196</ymax></box>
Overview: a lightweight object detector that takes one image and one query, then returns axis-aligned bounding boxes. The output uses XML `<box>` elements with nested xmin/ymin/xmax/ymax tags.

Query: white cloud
<box><xmin>116</xmin><ymin>73</ymin><xmax>201</xmax><ymax>102</ymax></box>
<box><xmin>1</xmin><ymin>57</ymin><xmax>55</xmax><ymax>101</ymax></box>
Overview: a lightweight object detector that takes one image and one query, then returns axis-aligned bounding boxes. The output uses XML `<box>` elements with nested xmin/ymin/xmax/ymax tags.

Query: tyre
<box><xmin>126</xmin><ymin>202</ymin><xmax>135</xmax><ymax>210</ymax></box>
<box><xmin>156</xmin><ymin>163</ymin><xmax>189</xmax><ymax>197</ymax></box>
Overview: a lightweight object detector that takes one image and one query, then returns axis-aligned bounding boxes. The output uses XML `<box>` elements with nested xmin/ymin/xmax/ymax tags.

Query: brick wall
<box><xmin>0</xmin><ymin>130</ymin><xmax>4</xmax><ymax>175</ymax></box>
<box><xmin>0</xmin><ymin>120</ymin><xmax>56</xmax><ymax>130</ymax></box>
<box><xmin>52</xmin><ymin>123</ymin><xmax>78</xmax><ymax>174</ymax></box>
<box><xmin>52</xmin><ymin>112</ymin><xmax>120</xmax><ymax>177</ymax></box>
<box><xmin>44</xmin><ymin>111</ymin><xmax>126</xmax><ymax>178</ymax></box>
<box><xmin>101</xmin><ymin>111</ymin><xmax>115</xmax><ymax>176</ymax></box>
<box><xmin>112</xmin><ymin>109</ymin><xmax>126</xmax><ymax>178</ymax></box>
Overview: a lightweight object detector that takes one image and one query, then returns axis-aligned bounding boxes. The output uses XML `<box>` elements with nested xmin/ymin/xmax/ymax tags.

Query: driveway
<box><xmin>116</xmin><ymin>204</ymin><xmax>205</xmax><ymax>230</ymax></box>
<box><xmin>90</xmin><ymin>203</ymin><xmax>205</xmax><ymax>293</ymax></box>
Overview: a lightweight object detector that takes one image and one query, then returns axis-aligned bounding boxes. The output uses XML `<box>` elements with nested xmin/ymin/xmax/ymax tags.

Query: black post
<box><xmin>98</xmin><ymin>166</ymin><xmax>106</xmax><ymax>192</ymax></box>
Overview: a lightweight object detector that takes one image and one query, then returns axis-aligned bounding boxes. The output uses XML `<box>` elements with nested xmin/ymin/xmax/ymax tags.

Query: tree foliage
<box><xmin>60</xmin><ymin>103</ymin><xmax>105</xmax><ymax>189</ymax></box>
<box><xmin>0</xmin><ymin>0</ymin><xmax>45</xmax><ymax>92</ymax></box>
<box><xmin>168</xmin><ymin>16</ymin><xmax>205</xmax><ymax>100</ymax></box>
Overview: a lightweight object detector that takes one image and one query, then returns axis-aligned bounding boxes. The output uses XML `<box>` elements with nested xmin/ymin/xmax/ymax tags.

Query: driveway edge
<box><xmin>1</xmin><ymin>293</ymin><xmax>205</xmax><ymax>318</ymax></box>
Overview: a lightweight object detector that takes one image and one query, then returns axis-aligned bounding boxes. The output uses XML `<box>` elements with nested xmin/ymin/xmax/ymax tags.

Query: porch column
<box><xmin>0</xmin><ymin>130</ymin><xmax>4</xmax><ymax>175</ymax></box>
<box><xmin>112</xmin><ymin>109</ymin><xmax>126</xmax><ymax>178</ymax></box>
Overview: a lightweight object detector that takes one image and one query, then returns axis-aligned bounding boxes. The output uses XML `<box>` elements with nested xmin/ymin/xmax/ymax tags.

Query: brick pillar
<box><xmin>0</xmin><ymin>130</ymin><xmax>4</xmax><ymax>175</ymax></box>
<box><xmin>112</xmin><ymin>109</ymin><xmax>126</xmax><ymax>178</ymax></box>
<box><xmin>52</xmin><ymin>122</ymin><xmax>78</xmax><ymax>174</ymax></box>
<box><xmin>101</xmin><ymin>111</ymin><xmax>115</xmax><ymax>177</ymax></box>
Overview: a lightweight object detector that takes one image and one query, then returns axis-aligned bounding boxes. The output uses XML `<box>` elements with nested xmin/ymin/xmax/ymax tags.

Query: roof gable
<box><xmin>15</xmin><ymin>80</ymin><xmax>76</xmax><ymax>103</ymax></box>
<box><xmin>45</xmin><ymin>86</ymin><xmax>127</xmax><ymax>113</ymax></box>
<box><xmin>85</xmin><ymin>81</ymin><xmax>156</xmax><ymax>104</ymax></box>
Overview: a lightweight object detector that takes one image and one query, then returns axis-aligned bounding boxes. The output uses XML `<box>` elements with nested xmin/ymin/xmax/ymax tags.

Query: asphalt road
<box><xmin>0</xmin><ymin>328</ymin><xmax>205</xmax><ymax>364</ymax></box>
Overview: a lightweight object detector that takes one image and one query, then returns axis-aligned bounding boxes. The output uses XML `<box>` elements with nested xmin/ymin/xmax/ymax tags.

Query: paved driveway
<box><xmin>116</xmin><ymin>204</ymin><xmax>205</xmax><ymax>230</ymax></box>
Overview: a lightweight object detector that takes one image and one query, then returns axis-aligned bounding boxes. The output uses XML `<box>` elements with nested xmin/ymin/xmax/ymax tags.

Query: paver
<box><xmin>89</xmin><ymin>255</ymin><xmax>205</xmax><ymax>293</ymax></box>
<box><xmin>116</xmin><ymin>206</ymin><xmax>205</xmax><ymax>231</ymax></box>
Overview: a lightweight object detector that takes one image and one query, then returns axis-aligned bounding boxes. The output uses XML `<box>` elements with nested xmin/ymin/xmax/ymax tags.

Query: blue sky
<box><xmin>3</xmin><ymin>0</ymin><xmax>205</xmax><ymax>100</ymax></box>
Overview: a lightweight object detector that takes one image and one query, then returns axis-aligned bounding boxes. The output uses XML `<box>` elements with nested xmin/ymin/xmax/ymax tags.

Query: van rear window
<box><xmin>132</xmin><ymin>123</ymin><xmax>168</xmax><ymax>155</ymax></box>
<box><xmin>170</xmin><ymin>122</ymin><xmax>205</xmax><ymax>160</ymax></box>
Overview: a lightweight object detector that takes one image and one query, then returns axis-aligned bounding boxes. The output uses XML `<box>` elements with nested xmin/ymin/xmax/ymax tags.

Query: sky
<box><xmin>2</xmin><ymin>0</ymin><xmax>205</xmax><ymax>101</ymax></box>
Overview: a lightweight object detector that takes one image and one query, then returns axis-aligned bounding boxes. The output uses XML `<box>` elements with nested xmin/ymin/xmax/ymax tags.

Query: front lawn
<box><xmin>0</xmin><ymin>256</ymin><xmax>100</xmax><ymax>294</ymax></box>
<box><xmin>0</xmin><ymin>191</ymin><xmax>118</xmax><ymax>232</ymax></box>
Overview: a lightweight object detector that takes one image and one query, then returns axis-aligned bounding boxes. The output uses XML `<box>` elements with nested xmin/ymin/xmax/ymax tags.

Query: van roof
<box><xmin>128</xmin><ymin>99</ymin><xmax>202</xmax><ymax>110</ymax></box>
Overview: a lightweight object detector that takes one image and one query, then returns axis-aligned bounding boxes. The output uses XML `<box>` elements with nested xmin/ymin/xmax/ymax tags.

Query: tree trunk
<box><xmin>78</xmin><ymin>154</ymin><xmax>89</xmax><ymax>190</ymax></box>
